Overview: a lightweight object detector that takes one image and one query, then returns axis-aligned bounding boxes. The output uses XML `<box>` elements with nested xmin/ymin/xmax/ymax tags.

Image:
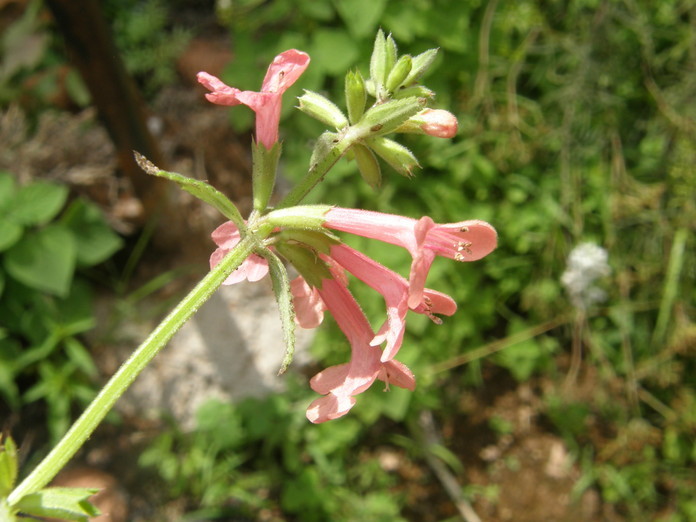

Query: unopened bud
<box><xmin>386</xmin><ymin>55</ymin><xmax>413</xmax><ymax>93</ymax></box>
<box><xmin>345</xmin><ymin>70</ymin><xmax>367</xmax><ymax>124</ymax></box>
<box><xmin>358</xmin><ymin>96</ymin><xmax>427</xmax><ymax>136</ymax></box>
<box><xmin>396</xmin><ymin>109</ymin><xmax>458</xmax><ymax>138</ymax></box>
<box><xmin>298</xmin><ymin>90</ymin><xmax>348</xmax><ymax>129</ymax></box>
<box><xmin>367</xmin><ymin>137</ymin><xmax>420</xmax><ymax>177</ymax></box>
<box><xmin>352</xmin><ymin>143</ymin><xmax>382</xmax><ymax>188</ymax></box>
<box><xmin>392</xmin><ymin>85</ymin><xmax>435</xmax><ymax>100</ymax></box>
<box><xmin>370</xmin><ymin>30</ymin><xmax>389</xmax><ymax>87</ymax></box>
<box><xmin>403</xmin><ymin>48</ymin><xmax>438</xmax><ymax>85</ymax></box>
<box><xmin>385</xmin><ymin>34</ymin><xmax>398</xmax><ymax>76</ymax></box>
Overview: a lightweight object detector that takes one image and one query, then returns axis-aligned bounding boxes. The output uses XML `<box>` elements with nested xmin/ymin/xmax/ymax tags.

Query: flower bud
<box><xmin>392</xmin><ymin>85</ymin><xmax>435</xmax><ymax>100</ymax></box>
<box><xmin>358</xmin><ymin>96</ymin><xmax>427</xmax><ymax>137</ymax></box>
<box><xmin>396</xmin><ymin>109</ymin><xmax>458</xmax><ymax>138</ymax></box>
<box><xmin>370</xmin><ymin>29</ymin><xmax>389</xmax><ymax>88</ymax></box>
<box><xmin>345</xmin><ymin>70</ymin><xmax>367</xmax><ymax>124</ymax></box>
<box><xmin>385</xmin><ymin>34</ymin><xmax>398</xmax><ymax>77</ymax></box>
<box><xmin>386</xmin><ymin>55</ymin><xmax>413</xmax><ymax>93</ymax></box>
<box><xmin>352</xmin><ymin>143</ymin><xmax>382</xmax><ymax>188</ymax></box>
<box><xmin>367</xmin><ymin>137</ymin><xmax>420</xmax><ymax>177</ymax></box>
<box><xmin>298</xmin><ymin>90</ymin><xmax>348</xmax><ymax>129</ymax></box>
<box><xmin>403</xmin><ymin>48</ymin><xmax>438</xmax><ymax>86</ymax></box>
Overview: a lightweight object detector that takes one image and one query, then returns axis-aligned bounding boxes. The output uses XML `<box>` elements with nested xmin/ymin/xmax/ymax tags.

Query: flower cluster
<box><xmin>210</xmin><ymin>209</ymin><xmax>497</xmax><ymax>422</ymax></box>
<box><xmin>197</xmin><ymin>38</ymin><xmax>498</xmax><ymax>422</ymax></box>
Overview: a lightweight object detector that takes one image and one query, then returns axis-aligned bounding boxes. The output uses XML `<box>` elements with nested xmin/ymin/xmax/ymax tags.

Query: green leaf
<box><xmin>0</xmin><ymin>171</ymin><xmax>17</xmax><ymax>210</ymax></box>
<box><xmin>6</xmin><ymin>181</ymin><xmax>68</xmax><ymax>226</ymax></box>
<box><xmin>61</xmin><ymin>198</ymin><xmax>123</xmax><ymax>266</ymax></box>
<box><xmin>334</xmin><ymin>0</ymin><xmax>387</xmax><ymax>38</ymax></box>
<box><xmin>310</xmin><ymin>29</ymin><xmax>359</xmax><ymax>76</ymax></box>
<box><xmin>0</xmin><ymin>220</ymin><xmax>22</xmax><ymax>252</ymax></box>
<box><xmin>264</xmin><ymin>250</ymin><xmax>296</xmax><ymax>375</ymax></box>
<box><xmin>0</xmin><ymin>435</ymin><xmax>18</xmax><ymax>496</ymax></box>
<box><xmin>4</xmin><ymin>224</ymin><xmax>76</xmax><ymax>297</ymax></box>
<box><xmin>14</xmin><ymin>487</ymin><xmax>100</xmax><ymax>521</ymax></box>
<box><xmin>134</xmin><ymin>152</ymin><xmax>245</xmax><ymax>229</ymax></box>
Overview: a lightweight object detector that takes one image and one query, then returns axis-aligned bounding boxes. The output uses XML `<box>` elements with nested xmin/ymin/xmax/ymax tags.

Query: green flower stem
<box><xmin>8</xmin><ymin>235</ymin><xmax>256</xmax><ymax>506</ymax></box>
<box><xmin>277</xmin><ymin>130</ymin><xmax>358</xmax><ymax>209</ymax></box>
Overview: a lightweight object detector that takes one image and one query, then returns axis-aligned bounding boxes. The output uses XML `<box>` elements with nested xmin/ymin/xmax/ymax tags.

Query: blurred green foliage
<box><xmin>0</xmin><ymin>172</ymin><xmax>123</xmax><ymax>442</ymax></box>
<box><xmin>104</xmin><ymin>0</ymin><xmax>191</xmax><ymax>97</ymax></box>
<box><xmin>140</xmin><ymin>390</ymin><xmax>407</xmax><ymax>522</ymax></box>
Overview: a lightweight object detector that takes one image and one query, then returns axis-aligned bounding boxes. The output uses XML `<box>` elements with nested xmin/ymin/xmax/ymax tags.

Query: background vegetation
<box><xmin>1</xmin><ymin>0</ymin><xmax>694</xmax><ymax>520</ymax></box>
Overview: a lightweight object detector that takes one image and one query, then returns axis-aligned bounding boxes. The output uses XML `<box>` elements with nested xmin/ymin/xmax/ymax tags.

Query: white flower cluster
<box><xmin>561</xmin><ymin>242</ymin><xmax>611</xmax><ymax>310</ymax></box>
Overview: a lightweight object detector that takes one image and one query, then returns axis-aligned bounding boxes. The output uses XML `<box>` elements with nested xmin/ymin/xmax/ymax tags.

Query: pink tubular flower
<box><xmin>210</xmin><ymin>221</ymin><xmax>269</xmax><ymax>285</ymax></box>
<box><xmin>303</xmin><ymin>267</ymin><xmax>415</xmax><ymax>423</ymax></box>
<box><xmin>197</xmin><ymin>49</ymin><xmax>310</xmax><ymax>149</ymax></box>
<box><xmin>323</xmin><ymin>208</ymin><xmax>497</xmax><ymax>308</ymax></box>
<box><xmin>327</xmin><ymin>244</ymin><xmax>456</xmax><ymax>362</ymax></box>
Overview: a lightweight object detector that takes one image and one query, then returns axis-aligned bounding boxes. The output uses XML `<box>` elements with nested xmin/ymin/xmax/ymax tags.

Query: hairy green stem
<box><xmin>8</xmin><ymin>236</ymin><xmax>256</xmax><ymax>505</ymax></box>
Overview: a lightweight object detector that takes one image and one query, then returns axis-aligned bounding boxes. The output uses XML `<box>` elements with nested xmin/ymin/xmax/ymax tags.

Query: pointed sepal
<box><xmin>275</xmin><ymin>243</ymin><xmax>332</xmax><ymax>289</ymax></box>
<box><xmin>264</xmin><ymin>251</ymin><xmax>296</xmax><ymax>375</ymax></box>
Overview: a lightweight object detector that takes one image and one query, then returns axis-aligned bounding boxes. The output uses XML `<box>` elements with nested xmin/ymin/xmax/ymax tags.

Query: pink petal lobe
<box><xmin>196</xmin><ymin>72</ymin><xmax>244</xmax><ymax>106</ymax></box>
<box><xmin>244</xmin><ymin>255</ymin><xmax>270</xmax><ymax>282</ymax></box>
<box><xmin>291</xmin><ymin>277</ymin><xmax>326</xmax><ymax>328</ymax></box>
<box><xmin>309</xmin><ymin>363</ymin><xmax>350</xmax><ymax>394</ymax></box>
<box><xmin>407</xmin><ymin>249</ymin><xmax>436</xmax><ymax>309</ymax></box>
<box><xmin>211</xmin><ymin>221</ymin><xmax>241</xmax><ymax>249</ymax></box>
<box><xmin>378</xmin><ymin>360</ymin><xmax>416</xmax><ymax>391</ymax></box>
<box><xmin>262</xmin><ymin>50</ymin><xmax>311</xmax><ymax>93</ymax></box>
<box><xmin>306</xmin><ymin>394</ymin><xmax>356</xmax><ymax>423</ymax></box>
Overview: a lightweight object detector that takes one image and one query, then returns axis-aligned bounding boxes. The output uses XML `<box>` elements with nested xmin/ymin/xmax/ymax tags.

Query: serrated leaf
<box><xmin>264</xmin><ymin>251</ymin><xmax>296</xmax><ymax>375</ymax></box>
<box><xmin>134</xmin><ymin>152</ymin><xmax>245</xmax><ymax>229</ymax></box>
<box><xmin>14</xmin><ymin>487</ymin><xmax>100</xmax><ymax>521</ymax></box>
<box><xmin>4</xmin><ymin>224</ymin><xmax>76</xmax><ymax>297</ymax></box>
<box><xmin>61</xmin><ymin>198</ymin><xmax>123</xmax><ymax>266</ymax></box>
<box><xmin>6</xmin><ymin>181</ymin><xmax>68</xmax><ymax>226</ymax></box>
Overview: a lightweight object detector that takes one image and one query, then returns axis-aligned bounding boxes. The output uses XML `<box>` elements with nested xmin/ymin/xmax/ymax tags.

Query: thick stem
<box><xmin>8</xmin><ymin>236</ymin><xmax>256</xmax><ymax>505</ymax></box>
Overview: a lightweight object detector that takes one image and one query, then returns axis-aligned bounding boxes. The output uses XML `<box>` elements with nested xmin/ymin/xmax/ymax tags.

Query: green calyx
<box><xmin>275</xmin><ymin>242</ymin><xmax>332</xmax><ymax>288</ymax></box>
<box><xmin>298</xmin><ymin>91</ymin><xmax>348</xmax><ymax>129</ymax></box>
<box><xmin>252</xmin><ymin>140</ymin><xmax>282</xmax><ymax>212</ymax></box>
